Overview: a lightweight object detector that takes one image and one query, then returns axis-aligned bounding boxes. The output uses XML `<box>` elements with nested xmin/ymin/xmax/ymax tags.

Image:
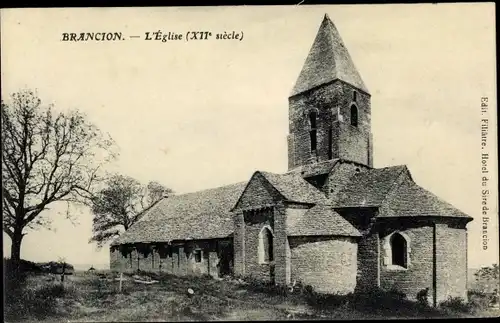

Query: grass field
<box><xmin>4</xmin><ymin>271</ymin><xmax>499</xmax><ymax>322</ymax></box>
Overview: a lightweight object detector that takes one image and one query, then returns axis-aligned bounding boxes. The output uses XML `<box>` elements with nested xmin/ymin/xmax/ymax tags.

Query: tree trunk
<box><xmin>9</xmin><ymin>228</ymin><xmax>24</xmax><ymax>280</ymax></box>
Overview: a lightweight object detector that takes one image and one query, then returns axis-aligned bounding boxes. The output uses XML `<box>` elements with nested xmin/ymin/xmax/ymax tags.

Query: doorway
<box><xmin>218</xmin><ymin>243</ymin><xmax>233</xmax><ymax>277</ymax></box>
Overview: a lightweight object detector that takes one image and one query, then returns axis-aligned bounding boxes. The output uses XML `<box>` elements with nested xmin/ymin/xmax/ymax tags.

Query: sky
<box><xmin>1</xmin><ymin>4</ymin><xmax>497</xmax><ymax>270</ymax></box>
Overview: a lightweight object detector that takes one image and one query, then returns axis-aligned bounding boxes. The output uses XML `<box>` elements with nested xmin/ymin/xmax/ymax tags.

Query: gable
<box><xmin>233</xmin><ymin>170</ymin><xmax>328</xmax><ymax>212</ymax></box>
<box><xmin>232</xmin><ymin>172</ymin><xmax>284</xmax><ymax>211</ymax></box>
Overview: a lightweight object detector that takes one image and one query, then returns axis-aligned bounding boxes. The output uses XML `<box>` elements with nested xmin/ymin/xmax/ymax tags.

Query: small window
<box><xmin>194</xmin><ymin>249</ymin><xmax>202</xmax><ymax>263</ymax></box>
<box><xmin>390</xmin><ymin>233</ymin><xmax>408</xmax><ymax>268</ymax></box>
<box><xmin>259</xmin><ymin>227</ymin><xmax>274</xmax><ymax>264</ymax></box>
<box><xmin>309</xmin><ymin>111</ymin><xmax>317</xmax><ymax>129</ymax></box>
<box><xmin>383</xmin><ymin>232</ymin><xmax>411</xmax><ymax>270</ymax></box>
<box><xmin>350</xmin><ymin>105</ymin><xmax>358</xmax><ymax>127</ymax></box>
<box><xmin>309</xmin><ymin>110</ymin><xmax>318</xmax><ymax>152</ymax></box>
<box><xmin>310</xmin><ymin>130</ymin><xmax>317</xmax><ymax>152</ymax></box>
<box><xmin>353</xmin><ymin>90</ymin><xmax>358</xmax><ymax>102</ymax></box>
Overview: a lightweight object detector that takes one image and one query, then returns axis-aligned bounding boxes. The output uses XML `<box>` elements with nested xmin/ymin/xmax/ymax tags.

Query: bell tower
<box><xmin>287</xmin><ymin>14</ymin><xmax>373</xmax><ymax>170</ymax></box>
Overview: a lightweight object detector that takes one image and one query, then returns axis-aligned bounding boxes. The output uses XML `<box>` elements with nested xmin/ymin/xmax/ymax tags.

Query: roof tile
<box><xmin>291</xmin><ymin>14</ymin><xmax>369</xmax><ymax>97</ymax></box>
<box><xmin>112</xmin><ymin>182</ymin><xmax>246</xmax><ymax>245</ymax></box>
<box><xmin>259</xmin><ymin>171</ymin><xmax>328</xmax><ymax>204</ymax></box>
<box><xmin>287</xmin><ymin>204</ymin><xmax>361</xmax><ymax>237</ymax></box>
<box><xmin>335</xmin><ymin>165</ymin><xmax>407</xmax><ymax>207</ymax></box>
<box><xmin>381</xmin><ymin>181</ymin><xmax>472</xmax><ymax>219</ymax></box>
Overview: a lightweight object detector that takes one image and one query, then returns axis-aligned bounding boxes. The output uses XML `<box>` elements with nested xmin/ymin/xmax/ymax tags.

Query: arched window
<box><xmin>309</xmin><ymin>110</ymin><xmax>317</xmax><ymax>129</ymax></box>
<box><xmin>390</xmin><ymin>233</ymin><xmax>408</xmax><ymax>268</ymax></box>
<box><xmin>309</xmin><ymin>111</ymin><xmax>317</xmax><ymax>152</ymax></box>
<box><xmin>258</xmin><ymin>226</ymin><xmax>274</xmax><ymax>264</ymax></box>
<box><xmin>350</xmin><ymin>105</ymin><xmax>358</xmax><ymax>127</ymax></box>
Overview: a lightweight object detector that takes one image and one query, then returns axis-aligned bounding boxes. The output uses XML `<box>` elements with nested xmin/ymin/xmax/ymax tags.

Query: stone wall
<box><xmin>337</xmin><ymin>122</ymin><xmax>370</xmax><ymax>165</ymax></box>
<box><xmin>232</xmin><ymin>173</ymin><xmax>284</xmax><ymax>282</ymax></box>
<box><xmin>337</xmin><ymin>82</ymin><xmax>372</xmax><ymax>167</ymax></box>
<box><xmin>233</xmin><ymin>212</ymin><xmax>246</xmax><ymax>276</ymax></box>
<box><xmin>110</xmin><ymin>239</ymin><xmax>231</xmax><ymax>278</ymax></box>
<box><xmin>338</xmin><ymin>208</ymin><xmax>380</xmax><ymax>292</ymax></box>
<box><xmin>435</xmin><ymin>222</ymin><xmax>468</xmax><ymax>303</ymax></box>
<box><xmin>287</xmin><ymin>80</ymin><xmax>372</xmax><ymax>170</ymax></box>
<box><xmin>379</xmin><ymin>225</ymin><xmax>434</xmax><ymax>302</ymax></box>
<box><xmin>242</xmin><ymin>208</ymin><xmax>275</xmax><ymax>283</ymax></box>
<box><xmin>289</xmin><ymin>236</ymin><xmax>358</xmax><ymax>294</ymax></box>
<box><xmin>274</xmin><ymin>205</ymin><xmax>291</xmax><ymax>285</ymax></box>
<box><xmin>356</xmin><ymin>231</ymin><xmax>380</xmax><ymax>292</ymax></box>
<box><xmin>378</xmin><ymin>218</ymin><xmax>469</xmax><ymax>306</ymax></box>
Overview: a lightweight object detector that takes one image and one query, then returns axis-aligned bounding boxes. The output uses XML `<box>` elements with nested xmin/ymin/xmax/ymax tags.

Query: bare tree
<box><xmin>1</xmin><ymin>89</ymin><xmax>117</xmax><ymax>273</ymax></box>
<box><xmin>89</xmin><ymin>174</ymin><xmax>173</xmax><ymax>247</ymax></box>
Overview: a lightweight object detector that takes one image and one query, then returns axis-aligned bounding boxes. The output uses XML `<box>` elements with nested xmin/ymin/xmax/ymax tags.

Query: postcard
<box><xmin>2</xmin><ymin>4</ymin><xmax>498</xmax><ymax>321</ymax></box>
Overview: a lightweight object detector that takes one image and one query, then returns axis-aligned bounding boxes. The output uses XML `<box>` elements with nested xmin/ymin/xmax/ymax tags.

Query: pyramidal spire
<box><xmin>290</xmin><ymin>14</ymin><xmax>369</xmax><ymax>97</ymax></box>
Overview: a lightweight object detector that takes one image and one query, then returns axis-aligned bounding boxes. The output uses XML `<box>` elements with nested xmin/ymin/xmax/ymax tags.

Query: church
<box><xmin>110</xmin><ymin>14</ymin><xmax>473</xmax><ymax>306</ymax></box>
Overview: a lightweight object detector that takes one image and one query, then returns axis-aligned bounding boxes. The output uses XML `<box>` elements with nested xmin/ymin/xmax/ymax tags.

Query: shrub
<box><xmin>349</xmin><ymin>287</ymin><xmax>410</xmax><ymax>312</ymax></box>
<box><xmin>439</xmin><ymin>296</ymin><xmax>471</xmax><ymax>313</ymax></box>
<box><xmin>439</xmin><ymin>291</ymin><xmax>496</xmax><ymax>314</ymax></box>
<box><xmin>38</xmin><ymin>261</ymin><xmax>75</xmax><ymax>274</ymax></box>
<box><xmin>4</xmin><ymin>258</ymin><xmax>74</xmax><ymax>277</ymax></box>
<box><xmin>467</xmin><ymin>290</ymin><xmax>494</xmax><ymax>312</ymax></box>
<box><xmin>4</xmin><ymin>258</ymin><xmax>43</xmax><ymax>274</ymax></box>
<box><xmin>468</xmin><ymin>289</ymin><xmax>487</xmax><ymax>297</ymax></box>
<box><xmin>305</xmin><ymin>291</ymin><xmax>352</xmax><ymax>309</ymax></box>
<box><xmin>245</xmin><ymin>277</ymin><xmax>276</xmax><ymax>294</ymax></box>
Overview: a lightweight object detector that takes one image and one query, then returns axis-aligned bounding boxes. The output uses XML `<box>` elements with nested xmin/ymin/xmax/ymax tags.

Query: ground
<box><xmin>5</xmin><ymin>271</ymin><xmax>499</xmax><ymax>322</ymax></box>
